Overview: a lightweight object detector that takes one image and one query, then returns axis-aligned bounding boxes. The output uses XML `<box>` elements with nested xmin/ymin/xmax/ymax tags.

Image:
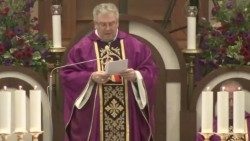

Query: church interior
<box><xmin>0</xmin><ymin>0</ymin><xmax>250</xmax><ymax>141</ymax></box>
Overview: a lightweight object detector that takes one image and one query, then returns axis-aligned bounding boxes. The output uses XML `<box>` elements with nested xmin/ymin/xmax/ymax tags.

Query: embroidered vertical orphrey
<box><xmin>94</xmin><ymin>39</ymin><xmax>129</xmax><ymax>141</ymax></box>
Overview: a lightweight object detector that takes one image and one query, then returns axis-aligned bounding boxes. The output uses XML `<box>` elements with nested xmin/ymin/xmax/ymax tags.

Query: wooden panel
<box><xmin>199</xmin><ymin>1</ymin><xmax>209</xmax><ymax>19</ymax></box>
<box><xmin>76</xmin><ymin>21</ymin><xmax>93</xmax><ymax>33</ymax></box>
<box><xmin>38</xmin><ymin>0</ymin><xmax>76</xmax><ymax>41</ymax></box>
<box><xmin>169</xmin><ymin>1</ymin><xmax>209</xmax><ymax>50</ymax></box>
<box><xmin>76</xmin><ymin>0</ymin><xmax>119</xmax><ymax>20</ymax></box>
<box><xmin>127</xmin><ymin>0</ymin><xmax>169</xmax><ymax>20</ymax></box>
<box><xmin>61</xmin><ymin>0</ymin><xmax>77</xmax><ymax>38</ymax></box>
<box><xmin>38</xmin><ymin>0</ymin><xmax>53</xmax><ymax>37</ymax></box>
<box><xmin>39</xmin><ymin>0</ymin><xmax>209</xmax><ymax>51</ymax></box>
<box><xmin>76</xmin><ymin>0</ymin><xmax>169</xmax><ymax>21</ymax></box>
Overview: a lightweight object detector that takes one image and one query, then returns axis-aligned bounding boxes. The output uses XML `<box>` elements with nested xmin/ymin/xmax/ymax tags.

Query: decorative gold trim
<box><xmin>51</xmin><ymin>5</ymin><xmax>62</xmax><ymax>15</ymax></box>
<box><xmin>120</xmin><ymin>39</ymin><xmax>130</xmax><ymax>140</ymax></box>
<box><xmin>99</xmin><ymin>85</ymin><xmax>104</xmax><ymax>141</ymax></box>
<box><xmin>187</xmin><ymin>6</ymin><xmax>198</xmax><ymax>17</ymax></box>
<box><xmin>94</xmin><ymin>42</ymin><xmax>104</xmax><ymax>141</ymax></box>
<box><xmin>94</xmin><ymin>42</ymin><xmax>101</xmax><ymax>71</ymax></box>
<box><xmin>125</xmin><ymin>80</ymin><xmax>129</xmax><ymax>141</ymax></box>
<box><xmin>198</xmin><ymin>132</ymin><xmax>214</xmax><ymax>141</ymax></box>
<box><xmin>49</xmin><ymin>47</ymin><xmax>66</xmax><ymax>53</ymax></box>
<box><xmin>120</xmin><ymin>40</ymin><xmax>126</xmax><ymax>60</ymax></box>
<box><xmin>87</xmin><ymin>89</ymin><xmax>98</xmax><ymax>140</ymax></box>
<box><xmin>182</xmin><ymin>48</ymin><xmax>202</xmax><ymax>54</ymax></box>
<box><xmin>95</xmin><ymin>40</ymin><xmax>130</xmax><ymax>141</ymax></box>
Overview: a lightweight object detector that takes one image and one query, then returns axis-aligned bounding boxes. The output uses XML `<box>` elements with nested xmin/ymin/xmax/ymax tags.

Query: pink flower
<box><xmin>32</xmin><ymin>23</ymin><xmax>39</xmax><ymax>30</ymax></box>
<box><xmin>240</xmin><ymin>46</ymin><xmax>250</xmax><ymax>62</ymax></box>
<box><xmin>0</xmin><ymin>7</ymin><xmax>9</xmax><ymax>16</ymax></box>
<box><xmin>16</xmin><ymin>38</ymin><xmax>25</xmax><ymax>46</ymax></box>
<box><xmin>4</xmin><ymin>29</ymin><xmax>15</xmax><ymax>39</ymax></box>
<box><xmin>212</xmin><ymin>5</ymin><xmax>220</xmax><ymax>16</ymax></box>
<box><xmin>0</xmin><ymin>43</ymin><xmax>5</xmax><ymax>54</ymax></box>
<box><xmin>24</xmin><ymin>47</ymin><xmax>33</xmax><ymax>58</ymax></box>
<box><xmin>225</xmin><ymin>31</ymin><xmax>237</xmax><ymax>44</ymax></box>
<box><xmin>14</xmin><ymin>51</ymin><xmax>24</xmax><ymax>60</ymax></box>
<box><xmin>219</xmin><ymin>46</ymin><xmax>227</xmax><ymax>55</ymax></box>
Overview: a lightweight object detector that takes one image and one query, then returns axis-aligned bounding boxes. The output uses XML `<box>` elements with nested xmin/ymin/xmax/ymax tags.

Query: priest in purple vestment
<box><xmin>196</xmin><ymin>80</ymin><xmax>250</xmax><ymax>141</ymax></box>
<box><xmin>60</xmin><ymin>3</ymin><xmax>158</xmax><ymax>141</ymax></box>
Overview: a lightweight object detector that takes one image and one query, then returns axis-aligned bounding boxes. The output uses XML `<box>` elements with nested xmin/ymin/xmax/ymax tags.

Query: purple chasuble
<box><xmin>196</xmin><ymin>113</ymin><xmax>250</xmax><ymax>141</ymax></box>
<box><xmin>60</xmin><ymin>31</ymin><xmax>158</xmax><ymax>141</ymax></box>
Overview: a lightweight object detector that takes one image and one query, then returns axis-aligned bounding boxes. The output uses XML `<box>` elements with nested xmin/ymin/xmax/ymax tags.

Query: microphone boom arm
<box><xmin>48</xmin><ymin>58</ymin><xmax>103</xmax><ymax>108</ymax></box>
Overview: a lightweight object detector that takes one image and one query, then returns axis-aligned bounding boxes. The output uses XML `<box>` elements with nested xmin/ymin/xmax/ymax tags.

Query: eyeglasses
<box><xmin>96</xmin><ymin>21</ymin><xmax>117</xmax><ymax>28</ymax></box>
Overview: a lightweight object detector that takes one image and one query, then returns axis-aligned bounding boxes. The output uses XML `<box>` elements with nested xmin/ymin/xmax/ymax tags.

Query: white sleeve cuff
<box><xmin>131</xmin><ymin>71</ymin><xmax>147</xmax><ymax>109</ymax></box>
<box><xmin>74</xmin><ymin>77</ymin><xmax>95</xmax><ymax>109</ymax></box>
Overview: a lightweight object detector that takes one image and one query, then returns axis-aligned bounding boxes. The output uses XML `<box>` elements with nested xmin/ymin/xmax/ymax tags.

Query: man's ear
<box><xmin>116</xmin><ymin>21</ymin><xmax>119</xmax><ymax>28</ymax></box>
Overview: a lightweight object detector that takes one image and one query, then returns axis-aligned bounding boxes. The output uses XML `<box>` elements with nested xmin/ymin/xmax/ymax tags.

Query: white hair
<box><xmin>93</xmin><ymin>3</ymin><xmax>119</xmax><ymax>22</ymax></box>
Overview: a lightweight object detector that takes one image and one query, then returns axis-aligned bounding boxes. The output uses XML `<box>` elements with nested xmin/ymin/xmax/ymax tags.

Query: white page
<box><xmin>105</xmin><ymin>59</ymin><xmax>128</xmax><ymax>75</ymax></box>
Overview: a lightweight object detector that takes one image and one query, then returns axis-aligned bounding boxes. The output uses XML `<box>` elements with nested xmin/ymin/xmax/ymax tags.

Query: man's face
<box><xmin>94</xmin><ymin>13</ymin><xmax>118</xmax><ymax>42</ymax></box>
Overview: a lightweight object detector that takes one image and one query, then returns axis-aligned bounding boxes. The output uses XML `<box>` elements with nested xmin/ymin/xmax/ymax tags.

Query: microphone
<box><xmin>48</xmin><ymin>57</ymin><xmax>104</xmax><ymax>107</ymax></box>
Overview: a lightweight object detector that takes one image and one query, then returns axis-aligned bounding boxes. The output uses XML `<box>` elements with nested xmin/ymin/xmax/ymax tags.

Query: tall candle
<box><xmin>201</xmin><ymin>89</ymin><xmax>213</xmax><ymax>133</ymax></box>
<box><xmin>14</xmin><ymin>86</ymin><xmax>27</xmax><ymax>132</ymax></box>
<box><xmin>29</xmin><ymin>88</ymin><xmax>42</xmax><ymax>132</ymax></box>
<box><xmin>233</xmin><ymin>90</ymin><xmax>245</xmax><ymax>133</ymax></box>
<box><xmin>0</xmin><ymin>87</ymin><xmax>12</xmax><ymax>134</ymax></box>
<box><xmin>187</xmin><ymin>16</ymin><xmax>196</xmax><ymax>50</ymax></box>
<box><xmin>217</xmin><ymin>90</ymin><xmax>229</xmax><ymax>133</ymax></box>
<box><xmin>52</xmin><ymin>6</ymin><xmax>62</xmax><ymax>48</ymax></box>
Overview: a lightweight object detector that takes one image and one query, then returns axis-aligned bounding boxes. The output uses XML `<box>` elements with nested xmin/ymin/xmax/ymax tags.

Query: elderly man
<box><xmin>60</xmin><ymin>3</ymin><xmax>158</xmax><ymax>141</ymax></box>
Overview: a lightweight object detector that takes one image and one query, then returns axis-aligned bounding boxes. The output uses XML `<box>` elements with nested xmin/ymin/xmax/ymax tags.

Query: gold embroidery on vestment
<box><xmin>94</xmin><ymin>40</ymin><xmax>129</xmax><ymax>141</ymax></box>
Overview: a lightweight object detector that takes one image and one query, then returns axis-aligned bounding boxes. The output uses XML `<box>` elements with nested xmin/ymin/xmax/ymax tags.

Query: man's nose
<box><xmin>106</xmin><ymin>25</ymin><xmax>110</xmax><ymax>30</ymax></box>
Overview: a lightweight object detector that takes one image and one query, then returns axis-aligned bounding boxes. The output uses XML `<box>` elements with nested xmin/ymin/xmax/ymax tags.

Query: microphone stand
<box><xmin>48</xmin><ymin>58</ymin><xmax>103</xmax><ymax>108</ymax></box>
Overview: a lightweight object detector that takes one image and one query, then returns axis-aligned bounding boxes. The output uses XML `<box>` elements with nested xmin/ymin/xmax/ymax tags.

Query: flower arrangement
<box><xmin>198</xmin><ymin>0</ymin><xmax>250</xmax><ymax>75</ymax></box>
<box><xmin>0</xmin><ymin>0</ymin><xmax>51</xmax><ymax>72</ymax></box>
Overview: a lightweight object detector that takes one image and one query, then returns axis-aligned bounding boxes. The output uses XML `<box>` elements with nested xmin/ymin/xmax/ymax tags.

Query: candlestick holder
<box><xmin>48</xmin><ymin>48</ymin><xmax>65</xmax><ymax>109</ymax></box>
<box><xmin>14</xmin><ymin>132</ymin><xmax>26</xmax><ymax>141</ymax></box>
<box><xmin>187</xmin><ymin>5</ymin><xmax>198</xmax><ymax>17</ymax></box>
<box><xmin>51</xmin><ymin>4</ymin><xmax>61</xmax><ymax>15</ymax></box>
<box><xmin>50</xmin><ymin>4</ymin><xmax>65</xmax><ymax>53</ymax></box>
<box><xmin>199</xmin><ymin>132</ymin><xmax>214</xmax><ymax>141</ymax></box>
<box><xmin>50</xmin><ymin>3</ymin><xmax>66</xmax><ymax>108</ymax></box>
<box><xmin>49</xmin><ymin>47</ymin><xmax>66</xmax><ymax>53</ymax></box>
<box><xmin>30</xmin><ymin>131</ymin><xmax>44</xmax><ymax>141</ymax></box>
<box><xmin>182</xmin><ymin>48</ymin><xmax>202</xmax><ymax>108</ymax></box>
<box><xmin>216</xmin><ymin>133</ymin><xmax>230</xmax><ymax>141</ymax></box>
<box><xmin>233</xmin><ymin>133</ymin><xmax>246</xmax><ymax>141</ymax></box>
<box><xmin>0</xmin><ymin>133</ymin><xmax>9</xmax><ymax>141</ymax></box>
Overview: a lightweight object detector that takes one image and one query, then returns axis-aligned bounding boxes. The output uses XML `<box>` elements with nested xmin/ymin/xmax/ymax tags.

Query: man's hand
<box><xmin>91</xmin><ymin>71</ymin><xmax>110</xmax><ymax>83</ymax></box>
<box><xmin>119</xmin><ymin>68</ymin><xmax>136</xmax><ymax>81</ymax></box>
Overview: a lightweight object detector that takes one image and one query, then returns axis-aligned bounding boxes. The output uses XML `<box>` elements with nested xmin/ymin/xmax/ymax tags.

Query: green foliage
<box><xmin>198</xmin><ymin>0</ymin><xmax>250</xmax><ymax>75</ymax></box>
<box><xmin>0</xmin><ymin>0</ymin><xmax>51</xmax><ymax>72</ymax></box>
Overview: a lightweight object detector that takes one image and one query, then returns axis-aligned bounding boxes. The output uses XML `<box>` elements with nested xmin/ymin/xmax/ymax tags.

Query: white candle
<box><xmin>233</xmin><ymin>90</ymin><xmax>245</xmax><ymax>133</ymax></box>
<box><xmin>201</xmin><ymin>89</ymin><xmax>213</xmax><ymax>133</ymax></box>
<box><xmin>217</xmin><ymin>91</ymin><xmax>229</xmax><ymax>133</ymax></box>
<box><xmin>29</xmin><ymin>89</ymin><xmax>42</xmax><ymax>132</ymax></box>
<box><xmin>0</xmin><ymin>87</ymin><xmax>12</xmax><ymax>134</ymax></box>
<box><xmin>187</xmin><ymin>16</ymin><xmax>196</xmax><ymax>50</ymax></box>
<box><xmin>14</xmin><ymin>87</ymin><xmax>27</xmax><ymax>132</ymax></box>
<box><xmin>52</xmin><ymin>13</ymin><xmax>62</xmax><ymax>48</ymax></box>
